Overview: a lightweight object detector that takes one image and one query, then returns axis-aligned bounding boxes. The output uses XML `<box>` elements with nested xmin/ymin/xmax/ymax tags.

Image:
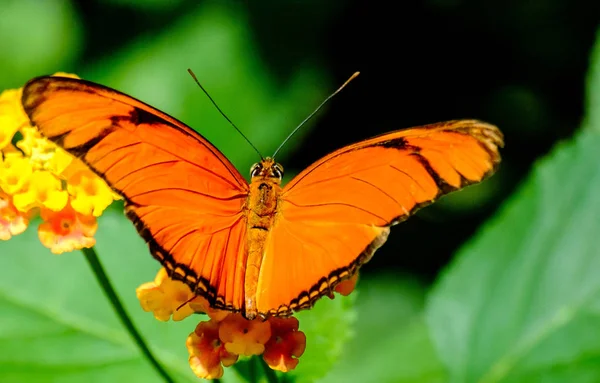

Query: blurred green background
<box><xmin>1</xmin><ymin>0</ymin><xmax>600</xmax><ymax>382</ymax></box>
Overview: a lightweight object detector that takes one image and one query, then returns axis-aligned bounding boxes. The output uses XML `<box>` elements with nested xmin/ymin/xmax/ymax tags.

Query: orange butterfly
<box><xmin>22</xmin><ymin>75</ymin><xmax>503</xmax><ymax>319</ymax></box>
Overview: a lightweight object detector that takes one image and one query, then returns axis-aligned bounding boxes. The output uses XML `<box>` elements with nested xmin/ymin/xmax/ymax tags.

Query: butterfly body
<box><xmin>244</xmin><ymin>157</ymin><xmax>284</xmax><ymax>319</ymax></box>
<box><xmin>22</xmin><ymin>75</ymin><xmax>504</xmax><ymax>320</ymax></box>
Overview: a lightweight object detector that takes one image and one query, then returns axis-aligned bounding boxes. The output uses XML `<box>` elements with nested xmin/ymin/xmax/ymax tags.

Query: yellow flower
<box><xmin>1</xmin><ymin>71</ymin><xmax>120</xmax><ymax>250</ymax></box>
<box><xmin>0</xmin><ymin>88</ymin><xmax>27</xmax><ymax>150</ymax></box>
<box><xmin>0</xmin><ymin>192</ymin><xmax>29</xmax><ymax>240</ymax></box>
<box><xmin>67</xmin><ymin>168</ymin><xmax>115</xmax><ymax>217</ymax></box>
<box><xmin>136</xmin><ymin>268</ymin><xmax>197</xmax><ymax>321</ymax></box>
<box><xmin>0</xmin><ymin>115</ymin><xmax>18</xmax><ymax>150</ymax></box>
<box><xmin>17</xmin><ymin>126</ymin><xmax>73</xmax><ymax>173</ymax></box>
<box><xmin>0</xmin><ymin>152</ymin><xmax>33</xmax><ymax>195</ymax></box>
<box><xmin>38</xmin><ymin>203</ymin><xmax>97</xmax><ymax>254</ymax></box>
<box><xmin>219</xmin><ymin>314</ymin><xmax>272</xmax><ymax>356</ymax></box>
<box><xmin>189</xmin><ymin>295</ymin><xmax>230</xmax><ymax>322</ymax></box>
<box><xmin>12</xmin><ymin>171</ymin><xmax>68</xmax><ymax>212</ymax></box>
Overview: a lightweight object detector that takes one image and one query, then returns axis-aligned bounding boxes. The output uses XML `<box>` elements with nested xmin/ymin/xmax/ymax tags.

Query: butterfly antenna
<box><xmin>272</xmin><ymin>71</ymin><xmax>360</xmax><ymax>158</ymax></box>
<box><xmin>188</xmin><ymin>69</ymin><xmax>263</xmax><ymax>159</ymax></box>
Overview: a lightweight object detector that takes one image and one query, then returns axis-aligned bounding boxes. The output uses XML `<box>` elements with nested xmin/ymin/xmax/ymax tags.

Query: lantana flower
<box><xmin>38</xmin><ymin>203</ymin><xmax>98</xmax><ymax>254</ymax></box>
<box><xmin>263</xmin><ymin>317</ymin><xmax>307</xmax><ymax>372</ymax></box>
<box><xmin>136</xmin><ymin>267</ymin><xmax>362</xmax><ymax>379</ymax></box>
<box><xmin>0</xmin><ymin>74</ymin><xmax>118</xmax><ymax>253</ymax></box>
<box><xmin>136</xmin><ymin>267</ymin><xmax>197</xmax><ymax>322</ymax></box>
<box><xmin>0</xmin><ymin>191</ymin><xmax>29</xmax><ymax>240</ymax></box>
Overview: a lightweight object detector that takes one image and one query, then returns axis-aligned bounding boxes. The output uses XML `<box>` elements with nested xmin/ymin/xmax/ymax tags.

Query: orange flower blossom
<box><xmin>137</xmin><ymin>266</ymin><xmax>358</xmax><ymax>379</ymax></box>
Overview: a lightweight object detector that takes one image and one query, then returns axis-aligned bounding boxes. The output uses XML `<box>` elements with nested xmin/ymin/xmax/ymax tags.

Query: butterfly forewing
<box><xmin>22</xmin><ymin>76</ymin><xmax>250</xmax><ymax>311</ymax></box>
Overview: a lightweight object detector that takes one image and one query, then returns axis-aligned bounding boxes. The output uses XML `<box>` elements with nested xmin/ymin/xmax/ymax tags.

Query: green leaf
<box><xmin>288</xmin><ymin>284</ymin><xmax>356</xmax><ymax>383</ymax></box>
<box><xmin>321</xmin><ymin>276</ymin><xmax>446</xmax><ymax>383</ymax></box>
<box><xmin>82</xmin><ymin>2</ymin><xmax>329</xmax><ymax>174</ymax></box>
<box><xmin>585</xmin><ymin>28</ymin><xmax>600</xmax><ymax>133</ymax></box>
<box><xmin>0</xmin><ymin>210</ymin><xmax>245</xmax><ymax>382</ymax></box>
<box><xmin>426</xmin><ymin>127</ymin><xmax>600</xmax><ymax>383</ymax></box>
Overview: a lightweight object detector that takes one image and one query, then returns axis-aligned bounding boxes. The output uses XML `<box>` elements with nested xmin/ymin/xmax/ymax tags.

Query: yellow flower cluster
<box><xmin>0</xmin><ymin>75</ymin><xmax>117</xmax><ymax>253</ymax></box>
<box><xmin>137</xmin><ymin>268</ymin><xmax>359</xmax><ymax>379</ymax></box>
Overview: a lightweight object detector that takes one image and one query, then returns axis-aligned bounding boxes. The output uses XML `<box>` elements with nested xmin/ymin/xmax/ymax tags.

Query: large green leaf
<box><xmin>426</xmin><ymin>127</ymin><xmax>600</xmax><ymax>383</ymax></box>
<box><xmin>585</xmin><ymin>29</ymin><xmax>600</xmax><ymax>133</ymax></box>
<box><xmin>321</xmin><ymin>276</ymin><xmax>446</xmax><ymax>383</ymax></box>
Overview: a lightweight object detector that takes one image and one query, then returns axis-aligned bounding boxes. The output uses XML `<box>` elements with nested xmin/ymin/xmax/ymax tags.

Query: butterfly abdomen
<box><xmin>243</xmin><ymin>161</ymin><xmax>284</xmax><ymax>319</ymax></box>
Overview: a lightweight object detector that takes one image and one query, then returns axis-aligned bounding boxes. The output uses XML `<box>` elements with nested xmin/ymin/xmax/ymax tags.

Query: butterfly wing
<box><xmin>256</xmin><ymin>120</ymin><xmax>503</xmax><ymax>315</ymax></box>
<box><xmin>22</xmin><ymin>76</ymin><xmax>250</xmax><ymax>311</ymax></box>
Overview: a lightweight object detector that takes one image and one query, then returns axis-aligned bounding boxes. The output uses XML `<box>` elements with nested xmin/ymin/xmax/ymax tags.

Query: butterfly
<box><xmin>22</xmin><ymin>75</ymin><xmax>503</xmax><ymax>320</ymax></box>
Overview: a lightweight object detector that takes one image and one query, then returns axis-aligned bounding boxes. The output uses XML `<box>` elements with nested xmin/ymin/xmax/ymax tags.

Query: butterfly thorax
<box><xmin>244</xmin><ymin>157</ymin><xmax>284</xmax><ymax>319</ymax></box>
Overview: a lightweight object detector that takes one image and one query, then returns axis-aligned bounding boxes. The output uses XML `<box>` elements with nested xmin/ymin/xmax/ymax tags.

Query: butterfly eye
<box><xmin>250</xmin><ymin>163</ymin><xmax>262</xmax><ymax>177</ymax></box>
<box><xmin>271</xmin><ymin>164</ymin><xmax>284</xmax><ymax>179</ymax></box>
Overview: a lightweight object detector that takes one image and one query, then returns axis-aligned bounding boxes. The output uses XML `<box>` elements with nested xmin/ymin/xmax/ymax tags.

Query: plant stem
<box><xmin>82</xmin><ymin>247</ymin><xmax>175</xmax><ymax>383</ymax></box>
<box><xmin>260</xmin><ymin>357</ymin><xmax>279</xmax><ymax>383</ymax></box>
<box><xmin>248</xmin><ymin>356</ymin><xmax>257</xmax><ymax>383</ymax></box>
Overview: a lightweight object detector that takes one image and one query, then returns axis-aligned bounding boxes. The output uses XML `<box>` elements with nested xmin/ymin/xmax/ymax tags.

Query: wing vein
<box><xmin>284</xmin><ymin>199</ymin><xmax>388</xmax><ymax>223</ymax></box>
<box><xmin>128</xmin><ymin>187</ymin><xmax>247</xmax><ymax>202</ymax></box>
<box><xmin>350</xmin><ymin>176</ymin><xmax>410</xmax><ymax>215</ymax></box>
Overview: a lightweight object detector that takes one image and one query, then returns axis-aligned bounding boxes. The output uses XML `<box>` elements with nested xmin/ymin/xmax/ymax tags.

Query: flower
<box><xmin>189</xmin><ymin>295</ymin><xmax>230</xmax><ymax>322</ymax></box>
<box><xmin>263</xmin><ymin>317</ymin><xmax>307</xmax><ymax>372</ymax></box>
<box><xmin>12</xmin><ymin>171</ymin><xmax>69</xmax><ymax>212</ymax></box>
<box><xmin>219</xmin><ymin>314</ymin><xmax>272</xmax><ymax>356</ymax></box>
<box><xmin>66</xmin><ymin>167</ymin><xmax>115</xmax><ymax>217</ymax></box>
<box><xmin>187</xmin><ymin>320</ymin><xmax>239</xmax><ymax>380</ymax></box>
<box><xmin>0</xmin><ymin>88</ymin><xmax>27</xmax><ymax>149</ymax></box>
<box><xmin>0</xmin><ymin>152</ymin><xmax>33</xmax><ymax>195</ymax></box>
<box><xmin>17</xmin><ymin>125</ymin><xmax>73</xmax><ymax>173</ymax></box>
<box><xmin>0</xmin><ymin>73</ymin><xmax>118</xmax><ymax>251</ymax></box>
<box><xmin>334</xmin><ymin>272</ymin><xmax>359</xmax><ymax>296</ymax></box>
<box><xmin>0</xmin><ymin>191</ymin><xmax>29</xmax><ymax>240</ymax></box>
<box><xmin>38</xmin><ymin>203</ymin><xmax>98</xmax><ymax>254</ymax></box>
<box><xmin>136</xmin><ymin>268</ymin><xmax>197</xmax><ymax>321</ymax></box>
<box><xmin>135</xmin><ymin>268</ymin><xmax>347</xmax><ymax>379</ymax></box>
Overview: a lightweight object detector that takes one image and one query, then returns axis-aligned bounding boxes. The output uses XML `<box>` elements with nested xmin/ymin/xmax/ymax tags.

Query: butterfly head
<box><xmin>250</xmin><ymin>157</ymin><xmax>284</xmax><ymax>183</ymax></box>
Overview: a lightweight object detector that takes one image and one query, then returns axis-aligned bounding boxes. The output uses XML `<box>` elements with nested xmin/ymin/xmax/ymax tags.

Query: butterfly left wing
<box><xmin>22</xmin><ymin>76</ymin><xmax>251</xmax><ymax>311</ymax></box>
<box><xmin>255</xmin><ymin>120</ymin><xmax>503</xmax><ymax>316</ymax></box>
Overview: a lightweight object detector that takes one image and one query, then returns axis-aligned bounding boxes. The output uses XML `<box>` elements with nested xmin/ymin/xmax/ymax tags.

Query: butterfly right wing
<box><xmin>255</xmin><ymin>120</ymin><xmax>503</xmax><ymax>316</ymax></box>
<box><xmin>22</xmin><ymin>76</ymin><xmax>250</xmax><ymax>311</ymax></box>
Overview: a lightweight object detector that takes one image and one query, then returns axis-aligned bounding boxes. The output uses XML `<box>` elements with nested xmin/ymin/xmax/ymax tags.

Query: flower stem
<box><xmin>260</xmin><ymin>357</ymin><xmax>279</xmax><ymax>383</ymax></box>
<box><xmin>82</xmin><ymin>247</ymin><xmax>175</xmax><ymax>383</ymax></box>
<box><xmin>248</xmin><ymin>356</ymin><xmax>257</xmax><ymax>383</ymax></box>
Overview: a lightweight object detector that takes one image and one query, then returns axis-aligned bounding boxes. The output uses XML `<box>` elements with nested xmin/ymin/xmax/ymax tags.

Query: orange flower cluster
<box><xmin>137</xmin><ymin>268</ymin><xmax>358</xmax><ymax>379</ymax></box>
<box><xmin>0</xmin><ymin>75</ymin><xmax>118</xmax><ymax>253</ymax></box>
